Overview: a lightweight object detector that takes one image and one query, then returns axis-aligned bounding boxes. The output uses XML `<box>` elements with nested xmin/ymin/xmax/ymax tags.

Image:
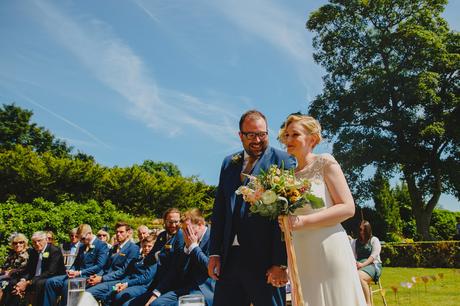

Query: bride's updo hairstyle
<box><xmin>278</xmin><ymin>114</ymin><xmax>322</xmax><ymax>148</ymax></box>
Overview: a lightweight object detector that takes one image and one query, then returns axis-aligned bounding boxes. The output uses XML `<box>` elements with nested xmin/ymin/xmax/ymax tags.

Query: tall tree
<box><xmin>371</xmin><ymin>169</ymin><xmax>402</xmax><ymax>241</ymax></box>
<box><xmin>307</xmin><ymin>0</ymin><xmax>459</xmax><ymax>239</ymax></box>
<box><xmin>0</xmin><ymin>103</ymin><xmax>71</xmax><ymax>157</ymax></box>
<box><xmin>140</xmin><ymin>160</ymin><xmax>182</xmax><ymax>177</ymax></box>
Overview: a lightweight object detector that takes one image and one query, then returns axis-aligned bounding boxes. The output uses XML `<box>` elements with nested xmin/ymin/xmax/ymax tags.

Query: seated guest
<box><xmin>61</xmin><ymin>228</ymin><xmax>80</xmax><ymax>268</ymax></box>
<box><xmin>136</xmin><ymin>225</ymin><xmax>150</xmax><ymax>248</ymax></box>
<box><xmin>86</xmin><ymin>222</ymin><xmax>139</xmax><ymax>299</ymax></box>
<box><xmin>0</xmin><ymin>233</ymin><xmax>30</xmax><ymax>304</ymax></box>
<box><xmin>144</xmin><ymin>208</ymin><xmax>214</xmax><ymax>306</ymax></box>
<box><xmin>97</xmin><ymin>229</ymin><xmax>112</xmax><ymax>249</ymax></box>
<box><xmin>61</xmin><ymin>228</ymin><xmax>80</xmax><ymax>255</ymax></box>
<box><xmin>144</xmin><ymin>208</ymin><xmax>181</xmax><ymax>266</ymax></box>
<box><xmin>43</xmin><ymin>224</ymin><xmax>109</xmax><ymax>306</ymax></box>
<box><xmin>46</xmin><ymin>231</ymin><xmax>56</xmax><ymax>246</ymax></box>
<box><xmin>89</xmin><ymin>235</ymin><xmax>157</xmax><ymax>306</ymax></box>
<box><xmin>351</xmin><ymin>220</ymin><xmax>383</xmax><ymax>306</ymax></box>
<box><xmin>5</xmin><ymin>231</ymin><xmax>66</xmax><ymax>306</ymax></box>
<box><xmin>121</xmin><ymin>209</ymin><xmax>184</xmax><ymax>306</ymax></box>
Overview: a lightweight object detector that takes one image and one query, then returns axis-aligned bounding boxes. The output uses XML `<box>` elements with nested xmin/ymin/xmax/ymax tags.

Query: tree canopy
<box><xmin>306</xmin><ymin>0</ymin><xmax>459</xmax><ymax>239</ymax></box>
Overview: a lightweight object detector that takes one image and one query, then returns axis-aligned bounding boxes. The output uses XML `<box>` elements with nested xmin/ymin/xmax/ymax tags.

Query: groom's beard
<box><xmin>246</xmin><ymin>140</ymin><xmax>268</xmax><ymax>158</ymax></box>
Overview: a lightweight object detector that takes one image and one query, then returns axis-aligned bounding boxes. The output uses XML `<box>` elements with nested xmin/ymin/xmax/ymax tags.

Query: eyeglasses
<box><xmin>13</xmin><ymin>241</ymin><xmax>25</xmax><ymax>245</ymax></box>
<box><xmin>97</xmin><ymin>234</ymin><xmax>107</xmax><ymax>237</ymax></box>
<box><xmin>241</xmin><ymin>131</ymin><xmax>268</xmax><ymax>140</ymax></box>
<box><xmin>165</xmin><ymin>220</ymin><xmax>180</xmax><ymax>225</ymax></box>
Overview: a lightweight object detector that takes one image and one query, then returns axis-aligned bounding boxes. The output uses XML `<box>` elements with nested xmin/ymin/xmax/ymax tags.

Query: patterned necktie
<box><xmin>241</xmin><ymin>155</ymin><xmax>257</xmax><ymax>182</ymax></box>
<box><xmin>35</xmin><ymin>253</ymin><xmax>42</xmax><ymax>276</ymax></box>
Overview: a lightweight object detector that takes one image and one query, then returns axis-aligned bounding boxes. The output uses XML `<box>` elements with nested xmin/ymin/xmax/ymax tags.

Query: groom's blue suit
<box><xmin>210</xmin><ymin>146</ymin><xmax>295</xmax><ymax>306</ymax></box>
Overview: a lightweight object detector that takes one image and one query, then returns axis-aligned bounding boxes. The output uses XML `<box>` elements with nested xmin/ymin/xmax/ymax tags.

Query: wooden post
<box><xmin>282</xmin><ymin>215</ymin><xmax>304</xmax><ymax>306</ymax></box>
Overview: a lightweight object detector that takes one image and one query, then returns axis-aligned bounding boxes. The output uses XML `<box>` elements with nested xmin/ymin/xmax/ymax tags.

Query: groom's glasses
<box><xmin>241</xmin><ymin>131</ymin><xmax>268</xmax><ymax>140</ymax></box>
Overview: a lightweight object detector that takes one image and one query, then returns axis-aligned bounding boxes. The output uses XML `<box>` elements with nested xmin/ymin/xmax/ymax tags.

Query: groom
<box><xmin>208</xmin><ymin>110</ymin><xmax>295</xmax><ymax>306</ymax></box>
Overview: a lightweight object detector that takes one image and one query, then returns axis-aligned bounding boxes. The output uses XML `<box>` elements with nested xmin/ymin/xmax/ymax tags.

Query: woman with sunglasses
<box><xmin>0</xmin><ymin>233</ymin><xmax>30</xmax><ymax>304</ymax></box>
<box><xmin>97</xmin><ymin>229</ymin><xmax>113</xmax><ymax>249</ymax></box>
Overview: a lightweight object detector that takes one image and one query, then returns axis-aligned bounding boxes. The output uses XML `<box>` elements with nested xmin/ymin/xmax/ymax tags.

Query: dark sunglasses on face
<box><xmin>13</xmin><ymin>241</ymin><xmax>25</xmax><ymax>245</ymax></box>
<box><xmin>97</xmin><ymin>234</ymin><xmax>107</xmax><ymax>238</ymax></box>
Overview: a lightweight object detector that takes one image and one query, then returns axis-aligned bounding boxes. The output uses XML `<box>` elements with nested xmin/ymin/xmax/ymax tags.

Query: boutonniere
<box><xmin>165</xmin><ymin>244</ymin><xmax>172</xmax><ymax>250</ymax></box>
<box><xmin>42</xmin><ymin>252</ymin><xmax>49</xmax><ymax>258</ymax></box>
<box><xmin>89</xmin><ymin>245</ymin><xmax>95</xmax><ymax>249</ymax></box>
<box><xmin>231</xmin><ymin>153</ymin><xmax>242</xmax><ymax>164</ymax></box>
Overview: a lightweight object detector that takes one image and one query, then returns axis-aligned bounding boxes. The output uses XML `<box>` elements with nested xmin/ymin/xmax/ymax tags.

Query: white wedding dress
<box><xmin>291</xmin><ymin>153</ymin><xmax>366</xmax><ymax>306</ymax></box>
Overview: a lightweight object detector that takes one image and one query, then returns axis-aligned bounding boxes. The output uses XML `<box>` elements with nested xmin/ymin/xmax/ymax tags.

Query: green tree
<box><xmin>139</xmin><ymin>160</ymin><xmax>182</xmax><ymax>177</ymax></box>
<box><xmin>371</xmin><ymin>170</ymin><xmax>403</xmax><ymax>241</ymax></box>
<box><xmin>0</xmin><ymin>103</ymin><xmax>71</xmax><ymax>157</ymax></box>
<box><xmin>307</xmin><ymin>0</ymin><xmax>460</xmax><ymax>239</ymax></box>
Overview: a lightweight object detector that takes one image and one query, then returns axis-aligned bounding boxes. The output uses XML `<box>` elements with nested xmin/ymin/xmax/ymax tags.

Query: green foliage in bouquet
<box><xmin>236</xmin><ymin>165</ymin><xmax>324</xmax><ymax>219</ymax></box>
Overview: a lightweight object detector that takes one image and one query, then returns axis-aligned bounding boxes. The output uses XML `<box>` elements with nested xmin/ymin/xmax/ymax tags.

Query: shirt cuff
<box><xmin>185</xmin><ymin>242</ymin><xmax>199</xmax><ymax>254</ymax></box>
<box><xmin>152</xmin><ymin>289</ymin><xmax>161</xmax><ymax>297</ymax></box>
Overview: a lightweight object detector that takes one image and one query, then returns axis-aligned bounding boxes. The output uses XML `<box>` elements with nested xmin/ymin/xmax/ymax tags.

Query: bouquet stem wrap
<box><xmin>282</xmin><ymin>215</ymin><xmax>304</xmax><ymax>306</ymax></box>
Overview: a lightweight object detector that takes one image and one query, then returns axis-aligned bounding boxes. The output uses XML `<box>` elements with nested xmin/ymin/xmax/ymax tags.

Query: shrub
<box><xmin>381</xmin><ymin>241</ymin><xmax>460</xmax><ymax>268</ymax></box>
<box><xmin>0</xmin><ymin>198</ymin><xmax>132</xmax><ymax>264</ymax></box>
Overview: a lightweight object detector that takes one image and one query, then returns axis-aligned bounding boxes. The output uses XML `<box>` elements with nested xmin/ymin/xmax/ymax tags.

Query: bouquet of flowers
<box><xmin>235</xmin><ymin>164</ymin><xmax>324</xmax><ymax>219</ymax></box>
<box><xmin>236</xmin><ymin>164</ymin><xmax>324</xmax><ymax>306</ymax></box>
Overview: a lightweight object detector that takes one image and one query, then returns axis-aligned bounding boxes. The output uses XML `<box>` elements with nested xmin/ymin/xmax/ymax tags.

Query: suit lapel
<box><xmin>229</xmin><ymin>151</ymin><xmax>244</xmax><ymax>213</ymax></box>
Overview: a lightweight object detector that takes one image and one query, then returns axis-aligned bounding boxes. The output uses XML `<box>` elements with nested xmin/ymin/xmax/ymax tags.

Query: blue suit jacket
<box><xmin>149</xmin><ymin>229</ymin><xmax>185</xmax><ymax>294</ymax></box>
<box><xmin>99</xmin><ymin>240</ymin><xmax>139</xmax><ymax>276</ymax></box>
<box><xmin>101</xmin><ymin>253</ymin><xmax>157</xmax><ymax>287</ymax></box>
<box><xmin>209</xmin><ymin>146</ymin><xmax>295</xmax><ymax>273</ymax></box>
<box><xmin>143</xmin><ymin>230</ymin><xmax>169</xmax><ymax>266</ymax></box>
<box><xmin>179</xmin><ymin>228</ymin><xmax>215</xmax><ymax>306</ymax></box>
<box><xmin>71</xmin><ymin>238</ymin><xmax>109</xmax><ymax>277</ymax></box>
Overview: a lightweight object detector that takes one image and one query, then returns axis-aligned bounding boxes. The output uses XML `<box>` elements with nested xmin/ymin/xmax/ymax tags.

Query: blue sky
<box><xmin>0</xmin><ymin>0</ymin><xmax>458</xmax><ymax>211</ymax></box>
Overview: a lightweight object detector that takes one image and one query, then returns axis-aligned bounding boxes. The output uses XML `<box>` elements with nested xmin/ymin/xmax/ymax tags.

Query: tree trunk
<box><xmin>413</xmin><ymin>209</ymin><xmax>432</xmax><ymax>240</ymax></box>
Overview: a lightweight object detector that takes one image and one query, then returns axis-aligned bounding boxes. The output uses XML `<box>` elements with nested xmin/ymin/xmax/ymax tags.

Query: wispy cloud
<box><xmin>205</xmin><ymin>0</ymin><xmax>323</xmax><ymax>97</ymax></box>
<box><xmin>208</xmin><ymin>0</ymin><xmax>312</xmax><ymax>66</ymax></box>
<box><xmin>29</xmin><ymin>0</ymin><xmax>241</xmax><ymax>147</ymax></box>
<box><xmin>17</xmin><ymin>92</ymin><xmax>111</xmax><ymax>149</ymax></box>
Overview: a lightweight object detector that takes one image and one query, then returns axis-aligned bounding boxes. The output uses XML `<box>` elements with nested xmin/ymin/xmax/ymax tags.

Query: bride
<box><xmin>277</xmin><ymin>114</ymin><xmax>366</xmax><ymax>306</ymax></box>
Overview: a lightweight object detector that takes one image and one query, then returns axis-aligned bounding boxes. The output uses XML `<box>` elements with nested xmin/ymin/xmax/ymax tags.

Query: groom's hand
<box><xmin>266</xmin><ymin>265</ymin><xmax>288</xmax><ymax>287</ymax></box>
<box><xmin>208</xmin><ymin>256</ymin><xmax>221</xmax><ymax>280</ymax></box>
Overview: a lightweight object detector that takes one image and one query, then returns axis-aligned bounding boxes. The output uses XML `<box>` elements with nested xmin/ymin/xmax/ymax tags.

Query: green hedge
<box><xmin>381</xmin><ymin>241</ymin><xmax>460</xmax><ymax>268</ymax></box>
<box><xmin>0</xmin><ymin>198</ymin><xmax>157</xmax><ymax>265</ymax></box>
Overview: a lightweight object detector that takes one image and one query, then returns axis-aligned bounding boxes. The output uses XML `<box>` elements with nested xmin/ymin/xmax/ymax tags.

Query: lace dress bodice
<box><xmin>293</xmin><ymin>153</ymin><xmax>338</xmax><ymax>215</ymax></box>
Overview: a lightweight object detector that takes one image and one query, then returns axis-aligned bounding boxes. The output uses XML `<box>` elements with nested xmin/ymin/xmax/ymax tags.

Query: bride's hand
<box><xmin>278</xmin><ymin>215</ymin><xmax>302</xmax><ymax>231</ymax></box>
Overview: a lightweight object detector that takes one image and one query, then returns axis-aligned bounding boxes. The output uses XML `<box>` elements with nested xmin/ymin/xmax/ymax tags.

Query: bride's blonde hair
<box><xmin>278</xmin><ymin>114</ymin><xmax>322</xmax><ymax>147</ymax></box>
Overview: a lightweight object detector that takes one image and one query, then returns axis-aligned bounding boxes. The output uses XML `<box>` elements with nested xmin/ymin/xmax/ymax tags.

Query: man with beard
<box><xmin>208</xmin><ymin>110</ymin><xmax>295</xmax><ymax>306</ymax></box>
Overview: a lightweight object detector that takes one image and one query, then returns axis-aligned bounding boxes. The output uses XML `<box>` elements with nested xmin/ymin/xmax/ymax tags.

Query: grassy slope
<box><xmin>372</xmin><ymin>267</ymin><xmax>460</xmax><ymax>306</ymax></box>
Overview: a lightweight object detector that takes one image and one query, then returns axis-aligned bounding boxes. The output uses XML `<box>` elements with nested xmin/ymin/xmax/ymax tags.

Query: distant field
<box><xmin>372</xmin><ymin>267</ymin><xmax>460</xmax><ymax>306</ymax></box>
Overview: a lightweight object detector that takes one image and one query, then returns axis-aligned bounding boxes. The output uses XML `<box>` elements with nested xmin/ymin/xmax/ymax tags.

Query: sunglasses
<box><xmin>97</xmin><ymin>234</ymin><xmax>107</xmax><ymax>237</ymax></box>
<box><xmin>13</xmin><ymin>241</ymin><xmax>25</xmax><ymax>245</ymax></box>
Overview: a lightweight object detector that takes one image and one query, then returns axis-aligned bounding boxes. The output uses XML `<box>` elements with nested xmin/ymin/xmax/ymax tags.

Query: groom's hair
<box><xmin>239</xmin><ymin>110</ymin><xmax>267</xmax><ymax>131</ymax></box>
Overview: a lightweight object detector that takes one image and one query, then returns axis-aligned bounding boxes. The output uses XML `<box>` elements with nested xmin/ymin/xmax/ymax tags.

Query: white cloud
<box><xmin>17</xmin><ymin>92</ymin><xmax>111</xmax><ymax>149</ymax></box>
<box><xmin>29</xmin><ymin>0</ymin><xmax>241</xmax><ymax>147</ymax></box>
<box><xmin>208</xmin><ymin>0</ymin><xmax>312</xmax><ymax>66</ymax></box>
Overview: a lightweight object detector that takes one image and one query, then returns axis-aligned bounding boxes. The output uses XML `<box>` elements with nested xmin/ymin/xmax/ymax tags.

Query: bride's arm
<box><xmin>290</xmin><ymin>158</ymin><xmax>355</xmax><ymax>230</ymax></box>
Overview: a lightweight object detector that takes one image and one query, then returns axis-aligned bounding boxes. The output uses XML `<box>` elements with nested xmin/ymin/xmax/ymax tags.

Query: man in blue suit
<box><xmin>86</xmin><ymin>234</ymin><xmax>157</xmax><ymax>306</ymax></box>
<box><xmin>121</xmin><ymin>228</ymin><xmax>185</xmax><ymax>306</ymax></box>
<box><xmin>144</xmin><ymin>208</ymin><xmax>215</xmax><ymax>306</ymax></box>
<box><xmin>208</xmin><ymin>110</ymin><xmax>295</xmax><ymax>306</ymax></box>
<box><xmin>43</xmin><ymin>224</ymin><xmax>109</xmax><ymax>306</ymax></box>
<box><xmin>85</xmin><ymin>222</ymin><xmax>139</xmax><ymax>300</ymax></box>
<box><xmin>143</xmin><ymin>208</ymin><xmax>182</xmax><ymax>267</ymax></box>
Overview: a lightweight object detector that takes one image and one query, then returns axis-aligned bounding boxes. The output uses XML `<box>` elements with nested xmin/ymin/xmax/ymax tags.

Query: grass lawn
<box><xmin>372</xmin><ymin>267</ymin><xmax>460</xmax><ymax>306</ymax></box>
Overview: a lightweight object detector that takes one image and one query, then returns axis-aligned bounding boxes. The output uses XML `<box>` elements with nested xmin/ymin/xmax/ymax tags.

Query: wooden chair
<box><xmin>370</xmin><ymin>278</ymin><xmax>388</xmax><ymax>306</ymax></box>
<box><xmin>63</xmin><ymin>253</ymin><xmax>77</xmax><ymax>269</ymax></box>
